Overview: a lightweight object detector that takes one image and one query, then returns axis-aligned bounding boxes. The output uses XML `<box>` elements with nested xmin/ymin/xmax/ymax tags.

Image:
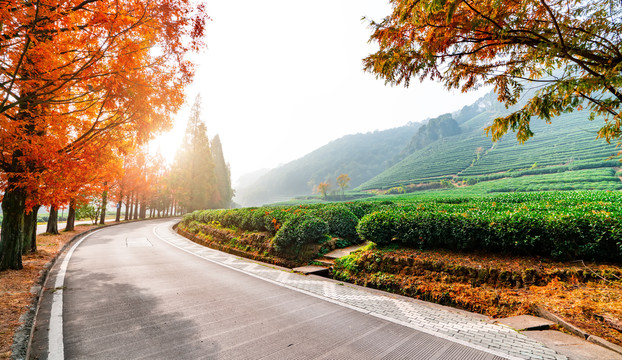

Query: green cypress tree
<box><xmin>172</xmin><ymin>94</ymin><xmax>215</xmax><ymax>212</ymax></box>
<box><xmin>210</xmin><ymin>135</ymin><xmax>233</xmax><ymax>208</ymax></box>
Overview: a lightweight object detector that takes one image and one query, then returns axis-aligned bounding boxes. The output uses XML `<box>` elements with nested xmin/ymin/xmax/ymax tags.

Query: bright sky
<box><xmin>150</xmin><ymin>0</ymin><xmax>491</xmax><ymax>185</ymax></box>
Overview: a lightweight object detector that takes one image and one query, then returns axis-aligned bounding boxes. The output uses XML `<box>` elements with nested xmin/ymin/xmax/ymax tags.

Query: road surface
<box><xmin>29</xmin><ymin>218</ymin><xmax>566</xmax><ymax>359</ymax></box>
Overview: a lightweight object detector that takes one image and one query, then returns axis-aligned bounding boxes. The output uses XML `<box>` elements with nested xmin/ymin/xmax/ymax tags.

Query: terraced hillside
<box><xmin>359</xmin><ymin>100</ymin><xmax>622</xmax><ymax>192</ymax></box>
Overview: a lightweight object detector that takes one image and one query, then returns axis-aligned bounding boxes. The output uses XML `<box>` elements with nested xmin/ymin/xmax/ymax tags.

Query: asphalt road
<box><xmin>29</xmin><ymin>218</ymin><xmax>516</xmax><ymax>359</ymax></box>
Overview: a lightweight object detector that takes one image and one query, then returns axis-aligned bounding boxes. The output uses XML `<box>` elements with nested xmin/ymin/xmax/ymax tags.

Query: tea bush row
<box><xmin>181</xmin><ymin>202</ymin><xmax>387</xmax><ymax>255</ymax></box>
<box><xmin>184</xmin><ymin>191</ymin><xmax>622</xmax><ymax>262</ymax></box>
<box><xmin>356</xmin><ymin>206</ymin><xmax>622</xmax><ymax>262</ymax></box>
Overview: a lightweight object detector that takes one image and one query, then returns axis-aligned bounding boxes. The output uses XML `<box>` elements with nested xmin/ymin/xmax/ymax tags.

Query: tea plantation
<box><xmin>181</xmin><ymin>190</ymin><xmax>622</xmax><ymax>263</ymax></box>
<box><xmin>359</xmin><ymin>109</ymin><xmax>621</xmax><ymax>192</ymax></box>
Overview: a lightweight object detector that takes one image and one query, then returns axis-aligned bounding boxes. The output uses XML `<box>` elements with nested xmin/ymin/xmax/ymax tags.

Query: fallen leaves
<box><xmin>0</xmin><ymin>225</ymin><xmax>98</xmax><ymax>359</ymax></box>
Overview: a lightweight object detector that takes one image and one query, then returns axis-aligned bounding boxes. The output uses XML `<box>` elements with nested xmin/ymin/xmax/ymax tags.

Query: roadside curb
<box><xmin>11</xmin><ymin>218</ymin><xmax>173</xmax><ymax>360</ymax></box>
<box><xmin>175</xmin><ymin>223</ymin><xmax>622</xmax><ymax>358</ymax></box>
<box><xmin>534</xmin><ymin>305</ymin><xmax>622</xmax><ymax>356</ymax></box>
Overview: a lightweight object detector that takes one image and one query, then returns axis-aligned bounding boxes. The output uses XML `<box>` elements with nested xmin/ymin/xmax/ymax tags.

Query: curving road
<box><xmin>29</xmin><ymin>218</ymin><xmax>566</xmax><ymax>360</ymax></box>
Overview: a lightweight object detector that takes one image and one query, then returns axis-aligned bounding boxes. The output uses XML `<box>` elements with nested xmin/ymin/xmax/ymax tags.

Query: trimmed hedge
<box><xmin>356</xmin><ymin>208</ymin><xmax>622</xmax><ymax>262</ymax></box>
<box><xmin>317</xmin><ymin>205</ymin><xmax>359</xmax><ymax>240</ymax></box>
<box><xmin>183</xmin><ymin>202</ymin><xmax>378</xmax><ymax>240</ymax></box>
<box><xmin>272</xmin><ymin>214</ymin><xmax>329</xmax><ymax>255</ymax></box>
<box><xmin>183</xmin><ymin>191</ymin><xmax>622</xmax><ymax>263</ymax></box>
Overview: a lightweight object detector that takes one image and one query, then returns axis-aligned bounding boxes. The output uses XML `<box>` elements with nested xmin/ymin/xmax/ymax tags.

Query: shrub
<box><xmin>344</xmin><ymin>202</ymin><xmax>377</xmax><ymax>219</ymax></box>
<box><xmin>356</xmin><ymin>202</ymin><xmax>622</xmax><ymax>262</ymax></box>
<box><xmin>272</xmin><ymin>214</ymin><xmax>329</xmax><ymax>255</ymax></box>
<box><xmin>356</xmin><ymin>210</ymin><xmax>402</xmax><ymax>246</ymax></box>
<box><xmin>318</xmin><ymin>206</ymin><xmax>359</xmax><ymax>240</ymax></box>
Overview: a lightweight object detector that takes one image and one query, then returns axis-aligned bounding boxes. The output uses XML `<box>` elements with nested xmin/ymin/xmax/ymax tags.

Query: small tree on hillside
<box><xmin>337</xmin><ymin>174</ymin><xmax>351</xmax><ymax>197</ymax></box>
<box><xmin>316</xmin><ymin>182</ymin><xmax>331</xmax><ymax>199</ymax></box>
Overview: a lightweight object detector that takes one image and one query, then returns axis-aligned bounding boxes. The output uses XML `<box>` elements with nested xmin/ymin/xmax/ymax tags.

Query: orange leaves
<box><xmin>271</xmin><ymin>217</ymin><xmax>281</xmax><ymax>231</ymax></box>
<box><xmin>316</xmin><ymin>182</ymin><xmax>331</xmax><ymax>198</ymax></box>
<box><xmin>0</xmin><ymin>0</ymin><xmax>207</xmax><ymax>202</ymax></box>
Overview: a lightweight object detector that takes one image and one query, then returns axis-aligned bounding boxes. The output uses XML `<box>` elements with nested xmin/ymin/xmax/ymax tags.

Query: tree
<box><xmin>316</xmin><ymin>182</ymin><xmax>331</xmax><ymax>199</ymax></box>
<box><xmin>0</xmin><ymin>0</ymin><xmax>207</xmax><ymax>270</ymax></box>
<box><xmin>336</xmin><ymin>174</ymin><xmax>350</xmax><ymax>197</ymax></box>
<box><xmin>211</xmin><ymin>135</ymin><xmax>234</xmax><ymax>208</ymax></box>
<box><xmin>171</xmin><ymin>94</ymin><xmax>215</xmax><ymax>212</ymax></box>
<box><xmin>364</xmin><ymin>0</ymin><xmax>622</xmax><ymax>143</ymax></box>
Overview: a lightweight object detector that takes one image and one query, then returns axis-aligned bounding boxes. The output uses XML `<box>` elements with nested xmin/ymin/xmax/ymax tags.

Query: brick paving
<box><xmin>154</xmin><ymin>221</ymin><xmax>567</xmax><ymax>360</ymax></box>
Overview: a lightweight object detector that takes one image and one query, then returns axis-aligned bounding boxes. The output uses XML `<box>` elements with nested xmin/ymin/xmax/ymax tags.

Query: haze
<box><xmin>150</xmin><ymin>0</ymin><xmax>491</xmax><ymax>184</ymax></box>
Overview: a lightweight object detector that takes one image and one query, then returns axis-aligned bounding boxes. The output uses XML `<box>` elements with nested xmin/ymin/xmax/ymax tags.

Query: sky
<box><xmin>150</xmin><ymin>0</ymin><xmax>491</xmax><ymax>185</ymax></box>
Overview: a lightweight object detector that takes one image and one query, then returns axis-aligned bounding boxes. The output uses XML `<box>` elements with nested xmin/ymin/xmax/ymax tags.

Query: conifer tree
<box><xmin>172</xmin><ymin>95</ymin><xmax>215</xmax><ymax>212</ymax></box>
<box><xmin>211</xmin><ymin>135</ymin><xmax>234</xmax><ymax>208</ymax></box>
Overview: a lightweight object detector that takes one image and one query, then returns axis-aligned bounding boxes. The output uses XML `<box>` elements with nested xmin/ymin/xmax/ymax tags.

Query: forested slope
<box><xmin>235</xmin><ymin>124</ymin><xmax>420</xmax><ymax>206</ymax></box>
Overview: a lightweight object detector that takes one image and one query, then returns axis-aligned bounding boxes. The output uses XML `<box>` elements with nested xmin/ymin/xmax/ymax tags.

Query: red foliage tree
<box><xmin>0</xmin><ymin>0</ymin><xmax>207</xmax><ymax>270</ymax></box>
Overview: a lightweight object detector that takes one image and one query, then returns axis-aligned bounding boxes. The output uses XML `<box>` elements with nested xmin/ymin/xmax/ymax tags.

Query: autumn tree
<box><xmin>336</xmin><ymin>173</ymin><xmax>350</xmax><ymax>197</ymax></box>
<box><xmin>364</xmin><ymin>0</ymin><xmax>622</xmax><ymax>143</ymax></box>
<box><xmin>316</xmin><ymin>182</ymin><xmax>331</xmax><ymax>199</ymax></box>
<box><xmin>0</xmin><ymin>0</ymin><xmax>206</xmax><ymax>270</ymax></box>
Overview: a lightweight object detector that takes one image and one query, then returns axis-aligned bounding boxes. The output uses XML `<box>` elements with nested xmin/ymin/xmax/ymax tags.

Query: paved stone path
<box><xmin>154</xmin><ymin>221</ymin><xmax>567</xmax><ymax>360</ymax></box>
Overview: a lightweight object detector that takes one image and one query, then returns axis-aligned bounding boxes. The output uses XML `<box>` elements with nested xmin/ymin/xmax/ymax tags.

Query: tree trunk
<box><xmin>139</xmin><ymin>195</ymin><xmax>146</xmax><ymax>219</ymax></box>
<box><xmin>133</xmin><ymin>194</ymin><xmax>139</xmax><ymax>220</ymax></box>
<box><xmin>65</xmin><ymin>200</ymin><xmax>76</xmax><ymax>231</ymax></box>
<box><xmin>116</xmin><ymin>190</ymin><xmax>124</xmax><ymax>222</ymax></box>
<box><xmin>126</xmin><ymin>192</ymin><xmax>132</xmax><ymax>221</ymax></box>
<box><xmin>22</xmin><ymin>205</ymin><xmax>39</xmax><ymax>254</ymax></box>
<box><xmin>115</xmin><ymin>201</ymin><xmax>121</xmax><ymax>222</ymax></box>
<box><xmin>0</xmin><ymin>186</ymin><xmax>27</xmax><ymax>270</ymax></box>
<box><xmin>46</xmin><ymin>205</ymin><xmax>59</xmax><ymax>234</ymax></box>
<box><xmin>99</xmin><ymin>186</ymin><xmax>108</xmax><ymax>225</ymax></box>
<box><xmin>22</xmin><ymin>210</ymin><xmax>35</xmax><ymax>254</ymax></box>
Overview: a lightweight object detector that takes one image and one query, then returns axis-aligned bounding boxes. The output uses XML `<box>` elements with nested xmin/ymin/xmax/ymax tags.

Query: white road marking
<box><xmin>48</xmin><ymin>229</ymin><xmax>104</xmax><ymax>360</ymax></box>
<box><xmin>152</xmin><ymin>223</ymin><xmax>525</xmax><ymax>360</ymax></box>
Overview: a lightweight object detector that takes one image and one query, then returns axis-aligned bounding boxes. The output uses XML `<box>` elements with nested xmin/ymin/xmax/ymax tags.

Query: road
<box><xmin>29</xmin><ymin>218</ymin><xmax>566</xmax><ymax>360</ymax></box>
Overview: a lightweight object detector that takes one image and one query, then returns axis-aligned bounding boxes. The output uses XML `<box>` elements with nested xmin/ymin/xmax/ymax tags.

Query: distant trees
<box><xmin>171</xmin><ymin>95</ymin><xmax>233</xmax><ymax>212</ymax></box>
<box><xmin>364</xmin><ymin>0</ymin><xmax>622</xmax><ymax>143</ymax></box>
<box><xmin>404</xmin><ymin>114</ymin><xmax>461</xmax><ymax>155</ymax></box>
<box><xmin>315</xmin><ymin>174</ymin><xmax>351</xmax><ymax>200</ymax></box>
<box><xmin>211</xmin><ymin>135</ymin><xmax>235</xmax><ymax>208</ymax></box>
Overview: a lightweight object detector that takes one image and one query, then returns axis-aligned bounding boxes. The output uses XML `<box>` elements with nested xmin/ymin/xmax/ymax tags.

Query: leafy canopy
<box><xmin>364</xmin><ymin>0</ymin><xmax>622</xmax><ymax>143</ymax></box>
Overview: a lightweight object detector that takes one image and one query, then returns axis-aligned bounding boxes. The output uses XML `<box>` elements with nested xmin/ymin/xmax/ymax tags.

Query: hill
<box><xmin>235</xmin><ymin>124</ymin><xmax>420</xmax><ymax>206</ymax></box>
<box><xmin>359</xmin><ymin>92</ymin><xmax>622</xmax><ymax>192</ymax></box>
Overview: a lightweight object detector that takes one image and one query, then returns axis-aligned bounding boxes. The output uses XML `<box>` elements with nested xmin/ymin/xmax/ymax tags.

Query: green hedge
<box><xmin>183</xmin><ymin>191</ymin><xmax>622</xmax><ymax>263</ymax></box>
<box><xmin>356</xmin><ymin>208</ymin><xmax>622</xmax><ymax>262</ymax></box>
<box><xmin>183</xmin><ymin>203</ymin><xmax>378</xmax><ymax>240</ymax></box>
<box><xmin>272</xmin><ymin>214</ymin><xmax>329</xmax><ymax>255</ymax></box>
